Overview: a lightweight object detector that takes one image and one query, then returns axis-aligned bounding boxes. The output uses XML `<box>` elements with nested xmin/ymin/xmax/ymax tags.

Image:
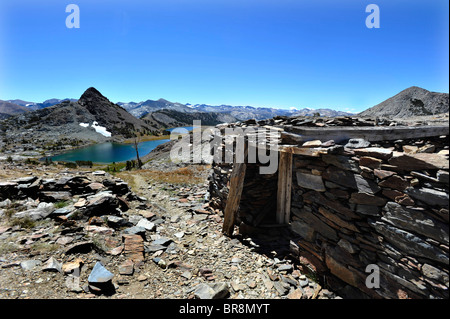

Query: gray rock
<box><xmin>20</xmin><ymin>260</ymin><xmax>42</xmax><ymax>271</ymax></box>
<box><xmin>136</xmin><ymin>218</ymin><xmax>156</xmax><ymax>231</ymax></box>
<box><xmin>406</xmin><ymin>187</ymin><xmax>449</xmax><ymax>207</ymax></box>
<box><xmin>13</xmin><ymin>202</ymin><xmax>55</xmax><ymax>221</ymax></box>
<box><xmin>122</xmin><ymin>226</ymin><xmax>146</xmax><ymax>236</ymax></box>
<box><xmin>51</xmin><ymin>207</ymin><xmax>74</xmax><ymax>216</ymax></box>
<box><xmin>421</xmin><ymin>264</ymin><xmax>449</xmax><ymax>285</ymax></box>
<box><xmin>145</xmin><ymin>244</ymin><xmax>167</xmax><ymax>253</ymax></box>
<box><xmin>296</xmin><ymin>211</ymin><xmax>338</xmax><ymax>242</ymax></box>
<box><xmin>337</xmin><ymin>239</ymin><xmax>359</xmax><ymax>254</ymax></box>
<box><xmin>42</xmin><ymin>257</ymin><xmax>62</xmax><ymax>273</ymax></box>
<box><xmin>296</xmin><ymin>172</ymin><xmax>326</xmax><ymax>192</ymax></box>
<box><xmin>12</xmin><ymin>176</ymin><xmax>38</xmax><ymax>184</ymax></box>
<box><xmin>181</xmin><ymin>270</ymin><xmax>193</xmax><ymax>280</ymax></box>
<box><xmin>382</xmin><ymin>202</ymin><xmax>449</xmax><ymax>244</ymax></box>
<box><xmin>88</xmin><ymin>262</ymin><xmax>114</xmax><ymax>283</ymax></box>
<box><xmin>299</xmin><ymin>276</ymin><xmax>309</xmax><ymax>288</ymax></box>
<box><xmin>356</xmin><ymin>204</ymin><xmax>380</xmax><ymax>216</ymax></box>
<box><xmin>277</xmin><ymin>264</ymin><xmax>293</xmax><ymax>272</ymax></box>
<box><xmin>128</xmin><ymin>214</ymin><xmax>143</xmax><ymax>225</ymax></box>
<box><xmin>106</xmin><ymin>215</ymin><xmax>131</xmax><ymax>228</ymax></box>
<box><xmin>39</xmin><ymin>191</ymin><xmax>72</xmax><ymax>202</ymax></box>
<box><xmin>193</xmin><ymin>282</ymin><xmax>229</xmax><ymax>299</ymax></box>
<box><xmin>84</xmin><ymin>192</ymin><xmax>119</xmax><ymax>216</ymax></box>
<box><xmin>165</xmin><ymin>242</ymin><xmax>178</xmax><ymax>254</ymax></box>
<box><xmin>273</xmin><ymin>281</ymin><xmax>290</xmax><ymax>296</ymax></box>
<box><xmin>437</xmin><ymin>170</ymin><xmax>449</xmax><ymax>184</ymax></box>
<box><xmin>354</xmin><ymin>174</ymin><xmax>381</xmax><ymax>194</ymax></box>
<box><xmin>151</xmin><ymin>237</ymin><xmax>172</xmax><ymax>246</ymax></box>
<box><xmin>322</xmin><ymin>166</ymin><xmax>357</xmax><ymax>189</ymax></box>
<box><xmin>345</xmin><ymin>138</ymin><xmax>370</xmax><ymax>149</ymax></box>
<box><xmin>322</xmin><ymin>154</ymin><xmax>360</xmax><ymax>172</ymax></box>
<box><xmin>369</xmin><ymin>220</ymin><xmax>448</xmax><ymax>265</ymax></box>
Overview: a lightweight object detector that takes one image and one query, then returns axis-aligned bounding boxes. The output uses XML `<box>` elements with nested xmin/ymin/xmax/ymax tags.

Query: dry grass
<box><xmin>139</xmin><ymin>167</ymin><xmax>206</xmax><ymax>185</ymax></box>
<box><xmin>122</xmin><ymin>134</ymin><xmax>170</xmax><ymax>143</ymax></box>
<box><xmin>117</xmin><ymin>165</ymin><xmax>210</xmax><ymax>187</ymax></box>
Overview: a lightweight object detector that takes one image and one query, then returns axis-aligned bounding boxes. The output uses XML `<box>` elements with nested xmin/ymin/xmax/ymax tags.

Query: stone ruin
<box><xmin>208</xmin><ymin>116</ymin><xmax>449</xmax><ymax>298</ymax></box>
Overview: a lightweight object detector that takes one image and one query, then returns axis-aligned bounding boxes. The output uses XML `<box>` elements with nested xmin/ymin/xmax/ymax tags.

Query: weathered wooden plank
<box><xmin>282</xmin><ymin>125</ymin><xmax>449</xmax><ymax>144</ymax></box>
<box><xmin>222</xmin><ymin>162</ymin><xmax>247</xmax><ymax>236</ymax></box>
<box><xmin>279</xmin><ymin>145</ymin><xmax>325</xmax><ymax>157</ymax></box>
<box><xmin>276</xmin><ymin>151</ymin><xmax>293</xmax><ymax>224</ymax></box>
<box><xmin>222</xmin><ymin>142</ymin><xmax>249</xmax><ymax>236</ymax></box>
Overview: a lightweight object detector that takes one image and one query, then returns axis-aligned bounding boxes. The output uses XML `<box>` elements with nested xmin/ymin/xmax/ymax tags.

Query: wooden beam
<box><xmin>222</xmin><ymin>143</ymin><xmax>248</xmax><ymax>237</ymax></box>
<box><xmin>279</xmin><ymin>145</ymin><xmax>326</xmax><ymax>157</ymax></box>
<box><xmin>282</xmin><ymin>125</ymin><xmax>449</xmax><ymax>144</ymax></box>
<box><xmin>276</xmin><ymin>151</ymin><xmax>293</xmax><ymax>224</ymax></box>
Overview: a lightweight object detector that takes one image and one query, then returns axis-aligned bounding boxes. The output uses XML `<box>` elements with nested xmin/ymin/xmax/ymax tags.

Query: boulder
<box><xmin>13</xmin><ymin>202</ymin><xmax>55</xmax><ymax>221</ymax></box>
<box><xmin>84</xmin><ymin>192</ymin><xmax>120</xmax><ymax>216</ymax></box>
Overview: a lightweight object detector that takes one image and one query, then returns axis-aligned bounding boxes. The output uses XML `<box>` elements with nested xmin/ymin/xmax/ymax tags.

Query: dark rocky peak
<box><xmin>78</xmin><ymin>87</ymin><xmax>111</xmax><ymax>107</ymax></box>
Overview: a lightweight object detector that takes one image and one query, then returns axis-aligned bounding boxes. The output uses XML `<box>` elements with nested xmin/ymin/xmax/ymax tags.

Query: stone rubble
<box><xmin>0</xmin><ymin>163</ymin><xmax>338</xmax><ymax>299</ymax></box>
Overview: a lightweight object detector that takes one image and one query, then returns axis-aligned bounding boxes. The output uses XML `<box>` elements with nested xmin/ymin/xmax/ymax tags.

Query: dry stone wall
<box><xmin>209</xmin><ymin>127</ymin><xmax>449</xmax><ymax>298</ymax></box>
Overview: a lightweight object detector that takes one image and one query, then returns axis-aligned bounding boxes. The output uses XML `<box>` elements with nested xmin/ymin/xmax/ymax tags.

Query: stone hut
<box><xmin>208</xmin><ymin>116</ymin><xmax>449</xmax><ymax>298</ymax></box>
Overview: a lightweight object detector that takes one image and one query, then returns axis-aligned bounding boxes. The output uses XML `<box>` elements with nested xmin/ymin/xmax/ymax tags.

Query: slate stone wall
<box><xmin>209</xmin><ymin>134</ymin><xmax>449</xmax><ymax>298</ymax></box>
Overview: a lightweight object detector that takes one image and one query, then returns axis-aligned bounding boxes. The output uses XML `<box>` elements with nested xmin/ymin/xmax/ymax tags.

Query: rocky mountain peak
<box><xmin>78</xmin><ymin>87</ymin><xmax>110</xmax><ymax>107</ymax></box>
<box><xmin>359</xmin><ymin>86</ymin><xmax>449</xmax><ymax>118</ymax></box>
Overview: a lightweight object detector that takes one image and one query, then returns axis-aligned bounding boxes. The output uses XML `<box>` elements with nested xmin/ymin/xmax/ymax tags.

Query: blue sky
<box><xmin>0</xmin><ymin>0</ymin><xmax>448</xmax><ymax>112</ymax></box>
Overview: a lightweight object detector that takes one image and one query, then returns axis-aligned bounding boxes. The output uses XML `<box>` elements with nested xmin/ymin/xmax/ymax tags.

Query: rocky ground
<box><xmin>0</xmin><ymin>159</ymin><xmax>339</xmax><ymax>300</ymax></box>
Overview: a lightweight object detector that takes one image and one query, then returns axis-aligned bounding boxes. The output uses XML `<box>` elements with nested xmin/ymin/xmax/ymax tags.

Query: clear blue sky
<box><xmin>0</xmin><ymin>0</ymin><xmax>448</xmax><ymax>112</ymax></box>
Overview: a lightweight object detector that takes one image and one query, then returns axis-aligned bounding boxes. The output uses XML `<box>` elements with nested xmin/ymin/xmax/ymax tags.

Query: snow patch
<box><xmin>92</xmin><ymin>121</ymin><xmax>111</xmax><ymax>137</ymax></box>
<box><xmin>79</xmin><ymin>121</ymin><xmax>111</xmax><ymax>137</ymax></box>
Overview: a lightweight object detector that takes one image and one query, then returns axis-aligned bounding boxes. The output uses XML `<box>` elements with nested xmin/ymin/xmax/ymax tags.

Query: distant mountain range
<box><xmin>142</xmin><ymin>109</ymin><xmax>239</xmax><ymax>129</ymax></box>
<box><xmin>118</xmin><ymin>100</ymin><xmax>353</xmax><ymax>121</ymax></box>
<box><xmin>2</xmin><ymin>94</ymin><xmax>354</xmax><ymax>122</ymax></box>
<box><xmin>5</xmin><ymin>98</ymin><xmax>78</xmax><ymax>110</ymax></box>
<box><xmin>2</xmin><ymin>86</ymin><xmax>448</xmax><ymax>127</ymax></box>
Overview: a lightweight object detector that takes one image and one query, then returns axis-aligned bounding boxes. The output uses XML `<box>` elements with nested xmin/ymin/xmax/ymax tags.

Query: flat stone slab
<box><xmin>88</xmin><ymin>262</ymin><xmax>114</xmax><ymax>283</ymax></box>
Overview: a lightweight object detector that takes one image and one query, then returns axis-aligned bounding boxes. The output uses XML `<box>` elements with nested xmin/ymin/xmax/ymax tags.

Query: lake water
<box><xmin>166</xmin><ymin>126</ymin><xmax>194</xmax><ymax>133</ymax></box>
<box><xmin>49</xmin><ymin>139</ymin><xmax>170</xmax><ymax>163</ymax></box>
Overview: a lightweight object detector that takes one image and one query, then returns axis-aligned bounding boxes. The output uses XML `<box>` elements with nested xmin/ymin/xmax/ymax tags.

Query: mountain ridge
<box><xmin>359</xmin><ymin>86</ymin><xmax>449</xmax><ymax>118</ymax></box>
<box><xmin>0</xmin><ymin>87</ymin><xmax>158</xmax><ymax>146</ymax></box>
